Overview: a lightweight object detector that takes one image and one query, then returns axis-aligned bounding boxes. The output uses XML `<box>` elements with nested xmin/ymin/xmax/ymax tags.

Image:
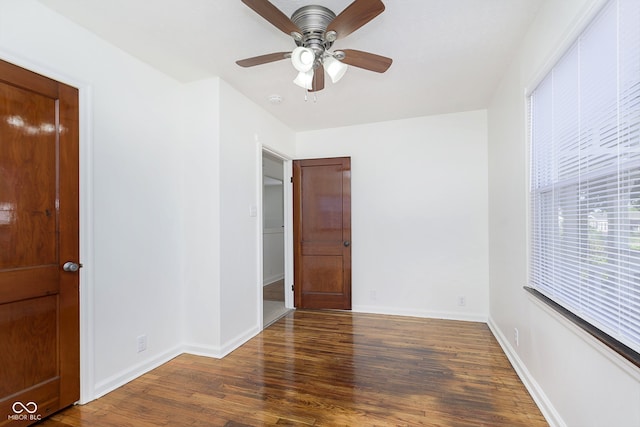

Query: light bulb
<box><xmin>293</xmin><ymin>70</ymin><xmax>314</xmax><ymax>89</ymax></box>
<box><xmin>291</xmin><ymin>47</ymin><xmax>315</xmax><ymax>72</ymax></box>
<box><xmin>324</xmin><ymin>56</ymin><xmax>348</xmax><ymax>83</ymax></box>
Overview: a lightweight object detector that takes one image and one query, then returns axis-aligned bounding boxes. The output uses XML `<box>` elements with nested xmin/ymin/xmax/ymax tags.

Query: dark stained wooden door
<box><xmin>0</xmin><ymin>59</ymin><xmax>80</xmax><ymax>426</ymax></box>
<box><xmin>293</xmin><ymin>157</ymin><xmax>351</xmax><ymax>309</ymax></box>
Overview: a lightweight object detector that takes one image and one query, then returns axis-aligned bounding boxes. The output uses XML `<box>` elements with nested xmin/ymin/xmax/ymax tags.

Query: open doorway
<box><xmin>262</xmin><ymin>151</ymin><xmax>291</xmax><ymax>326</ymax></box>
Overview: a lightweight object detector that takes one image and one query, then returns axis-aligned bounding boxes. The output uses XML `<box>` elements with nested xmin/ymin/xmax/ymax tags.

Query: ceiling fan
<box><xmin>236</xmin><ymin>0</ymin><xmax>393</xmax><ymax>92</ymax></box>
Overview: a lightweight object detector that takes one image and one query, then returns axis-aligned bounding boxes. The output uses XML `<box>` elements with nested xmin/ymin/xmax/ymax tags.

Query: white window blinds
<box><xmin>529</xmin><ymin>0</ymin><xmax>640</xmax><ymax>354</ymax></box>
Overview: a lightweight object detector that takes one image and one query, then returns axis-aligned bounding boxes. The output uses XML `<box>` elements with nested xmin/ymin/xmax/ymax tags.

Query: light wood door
<box><xmin>0</xmin><ymin>59</ymin><xmax>80</xmax><ymax>426</ymax></box>
<box><xmin>293</xmin><ymin>157</ymin><xmax>351</xmax><ymax>309</ymax></box>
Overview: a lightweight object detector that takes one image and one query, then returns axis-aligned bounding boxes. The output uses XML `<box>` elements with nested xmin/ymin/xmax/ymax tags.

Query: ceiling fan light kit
<box><xmin>293</xmin><ymin>69</ymin><xmax>315</xmax><ymax>90</ymax></box>
<box><xmin>323</xmin><ymin>55</ymin><xmax>348</xmax><ymax>83</ymax></box>
<box><xmin>291</xmin><ymin>46</ymin><xmax>316</xmax><ymax>72</ymax></box>
<box><xmin>237</xmin><ymin>0</ymin><xmax>392</xmax><ymax>93</ymax></box>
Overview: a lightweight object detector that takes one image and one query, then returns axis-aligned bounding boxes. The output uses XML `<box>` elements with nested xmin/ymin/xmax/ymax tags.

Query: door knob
<box><xmin>343</xmin><ymin>240</ymin><xmax>350</xmax><ymax>247</ymax></box>
<box><xmin>63</xmin><ymin>261</ymin><xmax>82</xmax><ymax>272</ymax></box>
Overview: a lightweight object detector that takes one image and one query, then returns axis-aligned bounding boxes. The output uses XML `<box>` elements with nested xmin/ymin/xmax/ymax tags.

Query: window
<box><xmin>529</xmin><ymin>0</ymin><xmax>640</xmax><ymax>357</ymax></box>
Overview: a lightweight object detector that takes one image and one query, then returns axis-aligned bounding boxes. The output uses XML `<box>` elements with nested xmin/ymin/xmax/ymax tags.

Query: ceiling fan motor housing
<box><xmin>291</xmin><ymin>5</ymin><xmax>336</xmax><ymax>63</ymax></box>
<box><xmin>235</xmin><ymin>0</ymin><xmax>392</xmax><ymax>91</ymax></box>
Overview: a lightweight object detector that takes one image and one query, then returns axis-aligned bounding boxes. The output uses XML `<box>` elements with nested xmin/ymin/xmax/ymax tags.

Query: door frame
<box><xmin>0</xmin><ymin>50</ymin><xmax>95</xmax><ymax>404</ymax></box>
<box><xmin>259</xmin><ymin>145</ymin><xmax>294</xmax><ymax>327</ymax></box>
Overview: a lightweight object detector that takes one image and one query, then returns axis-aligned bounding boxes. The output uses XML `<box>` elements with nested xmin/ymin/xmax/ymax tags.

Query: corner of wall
<box><xmin>92</xmin><ymin>345</ymin><xmax>184</xmax><ymax>401</ymax></box>
<box><xmin>487</xmin><ymin>316</ymin><xmax>565</xmax><ymax>427</ymax></box>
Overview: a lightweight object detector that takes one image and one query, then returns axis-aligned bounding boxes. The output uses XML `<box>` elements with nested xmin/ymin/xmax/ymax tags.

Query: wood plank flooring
<box><xmin>263</xmin><ymin>280</ymin><xmax>285</xmax><ymax>302</ymax></box>
<box><xmin>38</xmin><ymin>310</ymin><xmax>547</xmax><ymax>427</ymax></box>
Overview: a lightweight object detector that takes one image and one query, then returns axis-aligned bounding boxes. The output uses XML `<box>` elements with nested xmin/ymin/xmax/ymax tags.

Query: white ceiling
<box><xmin>37</xmin><ymin>0</ymin><xmax>543</xmax><ymax>132</ymax></box>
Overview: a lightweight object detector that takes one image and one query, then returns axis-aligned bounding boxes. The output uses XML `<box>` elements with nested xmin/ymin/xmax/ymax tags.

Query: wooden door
<box><xmin>0</xmin><ymin>59</ymin><xmax>80</xmax><ymax>426</ymax></box>
<box><xmin>293</xmin><ymin>157</ymin><xmax>351</xmax><ymax>309</ymax></box>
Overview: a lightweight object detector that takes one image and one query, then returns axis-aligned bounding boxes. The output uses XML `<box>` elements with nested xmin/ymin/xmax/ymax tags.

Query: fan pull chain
<box><xmin>303</xmin><ymin>92</ymin><xmax>318</xmax><ymax>103</ymax></box>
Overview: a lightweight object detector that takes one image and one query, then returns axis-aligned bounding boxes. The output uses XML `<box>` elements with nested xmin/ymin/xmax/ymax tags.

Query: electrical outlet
<box><xmin>514</xmin><ymin>328</ymin><xmax>519</xmax><ymax>347</ymax></box>
<box><xmin>458</xmin><ymin>296</ymin><xmax>466</xmax><ymax>306</ymax></box>
<box><xmin>370</xmin><ymin>290</ymin><xmax>377</xmax><ymax>301</ymax></box>
<box><xmin>137</xmin><ymin>335</ymin><xmax>147</xmax><ymax>353</ymax></box>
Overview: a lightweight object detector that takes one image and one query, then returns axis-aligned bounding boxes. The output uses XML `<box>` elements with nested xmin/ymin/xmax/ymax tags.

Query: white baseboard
<box><xmin>89</xmin><ymin>324</ymin><xmax>261</xmax><ymax>402</ymax></box>
<box><xmin>92</xmin><ymin>345</ymin><xmax>183</xmax><ymax>400</ymax></box>
<box><xmin>181</xmin><ymin>343</ymin><xmax>223</xmax><ymax>359</ymax></box>
<box><xmin>487</xmin><ymin>316</ymin><xmax>565</xmax><ymax>427</ymax></box>
<box><xmin>263</xmin><ymin>274</ymin><xmax>284</xmax><ymax>286</ymax></box>
<box><xmin>184</xmin><ymin>325</ymin><xmax>262</xmax><ymax>359</ymax></box>
<box><xmin>218</xmin><ymin>326</ymin><xmax>261</xmax><ymax>358</ymax></box>
<box><xmin>353</xmin><ymin>304</ymin><xmax>488</xmax><ymax>323</ymax></box>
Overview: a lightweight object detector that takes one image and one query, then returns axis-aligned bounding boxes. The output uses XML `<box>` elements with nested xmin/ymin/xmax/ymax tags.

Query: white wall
<box><xmin>181</xmin><ymin>77</ymin><xmax>296</xmax><ymax>356</ymax></box>
<box><xmin>181</xmin><ymin>78</ymin><xmax>222</xmax><ymax>356</ymax></box>
<box><xmin>9</xmin><ymin>2</ymin><xmax>638</xmax><ymax>424</ymax></box>
<box><xmin>0</xmin><ymin>0</ymin><xmax>185</xmax><ymax>401</ymax></box>
<box><xmin>218</xmin><ymin>80</ymin><xmax>295</xmax><ymax>350</ymax></box>
<box><xmin>296</xmin><ymin>111</ymin><xmax>489</xmax><ymax>321</ymax></box>
<box><xmin>263</xmin><ymin>154</ymin><xmax>285</xmax><ymax>285</ymax></box>
<box><xmin>0</xmin><ymin>0</ymin><xmax>298</xmax><ymax>402</ymax></box>
<box><xmin>263</xmin><ymin>188</ymin><xmax>284</xmax><ymax>285</ymax></box>
<box><xmin>487</xmin><ymin>0</ymin><xmax>640</xmax><ymax>426</ymax></box>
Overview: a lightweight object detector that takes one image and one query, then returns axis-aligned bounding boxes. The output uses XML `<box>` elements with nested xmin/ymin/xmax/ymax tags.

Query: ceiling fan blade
<box><xmin>340</xmin><ymin>49</ymin><xmax>392</xmax><ymax>73</ymax></box>
<box><xmin>236</xmin><ymin>52</ymin><xmax>290</xmax><ymax>67</ymax></box>
<box><xmin>310</xmin><ymin>65</ymin><xmax>325</xmax><ymax>92</ymax></box>
<box><xmin>241</xmin><ymin>0</ymin><xmax>301</xmax><ymax>36</ymax></box>
<box><xmin>326</xmin><ymin>0</ymin><xmax>385</xmax><ymax>40</ymax></box>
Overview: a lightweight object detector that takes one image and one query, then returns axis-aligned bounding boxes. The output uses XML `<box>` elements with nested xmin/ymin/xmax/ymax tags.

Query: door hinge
<box><xmin>291</xmin><ymin>284</ymin><xmax>294</xmax><ymax>292</ymax></box>
<box><xmin>290</xmin><ymin>176</ymin><xmax>293</xmax><ymax>183</ymax></box>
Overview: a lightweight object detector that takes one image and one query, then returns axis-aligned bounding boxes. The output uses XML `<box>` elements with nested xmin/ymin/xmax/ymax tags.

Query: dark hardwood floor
<box><xmin>38</xmin><ymin>310</ymin><xmax>547</xmax><ymax>426</ymax></box>
<box><xmin>263</xmin><ymin>279</ymin><xmax>285</xmax><ymax>302</ymax></box>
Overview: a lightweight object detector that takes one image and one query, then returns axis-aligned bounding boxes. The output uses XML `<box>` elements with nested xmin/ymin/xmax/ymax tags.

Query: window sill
<box><xmin>523</xmin><ymin>286</ymin><xmax>640</xmax><ymax>370</ymax></box>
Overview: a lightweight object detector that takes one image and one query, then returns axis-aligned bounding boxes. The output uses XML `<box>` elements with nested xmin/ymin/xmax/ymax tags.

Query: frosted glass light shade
<box><xmin>291</xmin><ymin>47</ymin><xmax>315</xmax><ymax>72</ymax></box>
<box><xmin>293</xmin><ymin>70</ymin><xmax>314</xmax><ymax>89</ymax></box>
<box><xmin>324</xmin><ymin>56</ymin><xmax>348</xmax><ymax>83</ymax></box>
